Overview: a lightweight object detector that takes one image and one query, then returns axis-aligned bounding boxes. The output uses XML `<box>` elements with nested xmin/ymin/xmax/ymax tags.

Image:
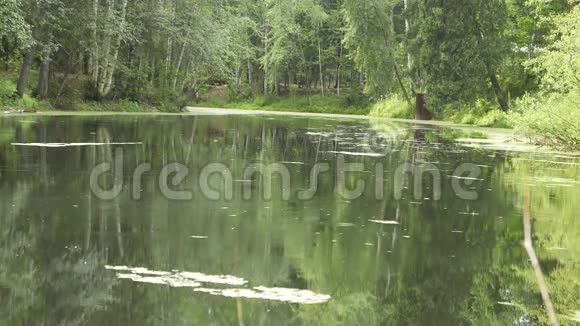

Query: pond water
<box><xmin>0</xmin><ymin>113</ymin><xmax>578</xmax><ymax>325</ymax></box>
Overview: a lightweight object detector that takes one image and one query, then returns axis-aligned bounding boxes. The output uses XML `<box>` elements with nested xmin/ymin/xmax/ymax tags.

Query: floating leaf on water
<box><xmin>449</xmin><ymin>175</ymin><xmax>484</xmax><ymax>181</ymax></box>
<box><xmin>105</xmin><ymin>266</ymin><xmax>171</xmax><ymax>276</ymax></box>
<box><xmin>117</xmin><ymin>273</ymin><xmax>167</xmax><ymax>284</ymax></box>
<box><xmin>106</xmin><ymin>265</ymin><xmax>330</xmax><ymax>304</ymax></box>
<box><xmin>565</xmin><ymin>311</ymin><xmax>580</xmax><ymax>322</ymax></box>
<box><xmin>305</xmin><ymin>132</ymin><xmax>332</xmax><ymax>137</ymax></box>
<box><xmin>326</xmin><ymin>151</ymin><xmax>385</xmax><ymax>158</ymax></box>
<box><xmin>194</xmin><ymin>286</ymin><xmax>331</xmax><ymax>305</ymax></box>
<box><xmin>178</xmin><ymin>272</ymin><xmax>247</xmax><ymax>286</ymax></box>
<box><xmin>531</xmin><ymin>177</ymin><xmax>580</xmax><ymax>185</ymax></box>
<box><xmin>518</xmin><ymin>158</ymin><xmax>580</xmax><ymax>166</ymax></box>
<box><xmin>369</xmin><ymin>220</ymin><xmax>400</xmax><ymax>226</ymax></box>
<box><xmin>116</xmin><ymin>273</ymin><xmax>202</xmax><ymax>288</ymax></box>
<box><xmin>546</xmin><ymin>247</ymin><xmax>568</xmax><ymax>251</ymax></box>
<box><xmin>105</xmin><ymin>266</ymin><xmax>247</xmax><ymax>286</ymax></box>
<box><xmin>459</xmin><ymin>212</ymin><xmax>480</xmax><ymax>216</ymax></box>
<box><xmin>11</xmin><ymin>142</ymin><xmax>142</xmax><ymax>147</ymax></box>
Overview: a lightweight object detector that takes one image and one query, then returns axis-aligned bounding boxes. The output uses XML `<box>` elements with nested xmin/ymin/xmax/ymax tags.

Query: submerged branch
<box><xmin>522</xmin><ymin>189</ymin><xmax>559</xmax><ymax>326</ymax></box>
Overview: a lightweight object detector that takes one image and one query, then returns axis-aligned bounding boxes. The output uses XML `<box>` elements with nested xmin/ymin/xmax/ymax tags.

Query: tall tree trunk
<box><xmin>489</xmin><ymin>71</ymin><xmax>510</xmax><ymax>112</ymax></box>
<box><xmin>236</xmin><ymin>64</ymin><xmax>241</xmax><ymax>90</ymax></box>
<box><xmin>528</xmin><ymin>6</ymin><xmax>540</xmax><ymax>60</ymax></box>
<box><xmin>37</xmin><ymin>50</ymin><xmax>51</xmax><ymax>99</ymax></box>
<box><xmin>165</xmin><ymin>0</ymin><xmax>177</xmax><ymax>85</ymax></box>
<box><xmin>101</xmin><ymin>0</ymin><xmax>129</xmax><ymax>97</ymax></box>
<box><xmin>97</xmin><ymin>0</ymin><xmax>113</xmax><ymax>98</ymax></box>
<box><xmin>91</xmin><ymin>0</ymin><xmax>99</xmax><ymax>86</ymax></box>
<box><xmin>181</xmin><ymin>59</ymin><xmax>192</xmax><ymax>92</ymax></box>
<box><xmin>274</xmin><ymin>71</ymin><xmax>279</xmax><ymax>96</ymax></box>
<box><xmin>17</xmin><ymin>49</ymin><xmax>35</xmax><ymax>98</ymax></box>
<box><xmin>404</xmin><ymin>0</ymin><xmax>414</xmax><ymax>94</ymax></box>
<box><xmin>473</xmin><ymin>20</ymin><xmax>510</xmax><ymax>113</ymax></box>
<box><xmin>523</xmin><ymin>5</ymin><xmax>541</xmax><ymax>88</ymax></box>
<box><xmin>336</xmin><ymin>39</ymin><xmax>343</xmax><ymax>96</ymax></box>
<box><xmin>172</xmin><ymin>38</ymin><xmax>188</xmax><ymax>90</ymax></box>
<box><xmin>247</xmin><ymin>59</ymin><xmax>252</xmax><ymax>86</ymax></box>
<box><xmin>394</xmin><ymin>64</ymin><xmax>412</xmax><ymax>106</ymax></box>
<box><xmin>318</xmin><ymin>35</ymin><xmax>324</xmax><ymax>97</ymax></box>
<box><xmin>263</xmin><ymin>31</ymin><xmax>269</xmax><ymax>95</ymax></box>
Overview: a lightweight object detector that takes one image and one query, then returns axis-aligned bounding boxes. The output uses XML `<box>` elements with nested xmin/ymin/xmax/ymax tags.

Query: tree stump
<box><xmin>415</xmin><ymin>93</ymin><xmax>432</xmax><ymax>120</ymax></box>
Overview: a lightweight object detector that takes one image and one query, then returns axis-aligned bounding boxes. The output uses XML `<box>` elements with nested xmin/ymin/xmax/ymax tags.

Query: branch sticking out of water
<box><xmin>522</xmin><ymin>189</ymin><xmax>559</xmax><ymax>326</ymax></box>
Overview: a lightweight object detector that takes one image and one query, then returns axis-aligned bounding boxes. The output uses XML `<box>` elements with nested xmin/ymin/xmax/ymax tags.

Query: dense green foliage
<box><xmin>369</xmin><ymin>96</ymin><xmax>414</xmax><ymax>119</ymax></box>
<box><xmin>512</xmin><ymin>4</ymin><xmax>580</xmax><ymax>149</ymax></box>
<box><xmin>0</xmin><ymin>0</ymin><xmax>578</xmax><ymax>146</ymax></box>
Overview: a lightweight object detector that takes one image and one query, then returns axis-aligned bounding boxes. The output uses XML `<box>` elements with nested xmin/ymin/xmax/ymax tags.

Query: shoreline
<box><xmin>1</xmin><ymin>106</ymin><xmax>512</xmax><ymax>134</ymax></box>
<box><xmin>3</xmin><ymin>106</ymin><xmax>579</xmax><ymax>155</ymax></box>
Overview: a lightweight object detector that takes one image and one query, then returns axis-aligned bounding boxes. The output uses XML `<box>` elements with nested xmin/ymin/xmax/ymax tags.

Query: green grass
<box><xmin>440</xmin><ymin>99</ymin><xmax>512</xmax><ymax>128</ymax></box>
<box><xmin>369</xmin><ymin>95</ymin><xmax>414</xmax><ymax>119</ymax></box>
<box><xmin>72</xmin><ymin>99</ymin><xmax>158</xmax><ymax>113</ymax></box>
<box><xmin>197</xmin><ymin>93</ymin><xmax>370</xmax><ymax>115</ymax></box>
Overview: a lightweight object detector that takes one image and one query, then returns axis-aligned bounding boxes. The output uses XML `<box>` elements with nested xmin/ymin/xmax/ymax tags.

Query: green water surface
<box><xmin>0</xmin><ymin>113</ymin><xmax>578</xmax><ymax>325</ymax></box>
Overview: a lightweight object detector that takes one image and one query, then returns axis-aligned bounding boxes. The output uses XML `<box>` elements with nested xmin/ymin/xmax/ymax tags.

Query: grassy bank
<box><xmin>197</xmin><ymin>92</ymin><xmax>370</xmax><ymax>115</ymax></box>
<box><xmin>368</xmin><ymin>96</ymin><xmax>512</xmax><ymax>128</ymax></box>
<box><xmin>198</xmin><ymin>91</ymin><xmax>512</xmax><ymax>127</ymax></box>
<box><xmin>195</xmin><ymin>91</ymin><xmax>580</xmax><ymax>150</ymax></box>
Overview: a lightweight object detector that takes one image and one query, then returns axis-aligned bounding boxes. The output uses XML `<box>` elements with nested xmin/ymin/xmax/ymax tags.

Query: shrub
<box><xmin>0</xmin><ymin>79</ymin><xmax>17</xmax><ymax>103</ymax></box>
<box><xmin>341</xmin><ymin>85</ymin><xmax>370</xmax><ymax>108</ymax></box>
<box><xmin>512</xmin><ymin>92</ymin><xmax>580</xmax><ymax>149</ymax></box>
<box><xmin>369</xmin><ymin>95</ymin><xmax>414</xmax><ymax>119</ymax></box>
<box><xmin>253</xmin><ymin>95</ymin><xmax>277</xmax><ymax>107</ymax></box>
<box><xmin>443</xmin><ymin>99</ymin><xmax>511</xmax><ymax>128</ymax></box>
<box><xmin>75</xmin><ymin>99</ymin><xmax>155</xmax><ymax>112</ymax></box>
<box><xmin>0</xmin><ymin>78</ymin><xmax>45</xmax><ymax>109</ymax></box>
<box><xmin>478</xmin><ymin>110</ymin><xmax>511</xmax><ymax>128</ymax></box>
<box><xmin>227</xmin><ymin>84</ymin><xmax>253</xmax><ymax>102</ymax></box>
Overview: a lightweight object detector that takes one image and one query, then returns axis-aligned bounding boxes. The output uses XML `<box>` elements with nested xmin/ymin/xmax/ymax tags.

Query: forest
<box><xmin>1</xmin><ymin>2</ymin><xmax>580</xmax><ymax>324</ymax></box>
<box><xmin>0</xmin><ymin>0</ymin><xmax>579</xmax><ymax>148</ymax></box>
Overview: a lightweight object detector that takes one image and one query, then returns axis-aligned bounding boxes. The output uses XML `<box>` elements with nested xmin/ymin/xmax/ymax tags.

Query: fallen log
<box><xmin>3</xmin><ymin>109</ymin><xmax>38</xmax><ymax>114</ymax></box>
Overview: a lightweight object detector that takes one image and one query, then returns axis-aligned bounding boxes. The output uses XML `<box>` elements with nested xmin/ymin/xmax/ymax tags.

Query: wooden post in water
<box><xmin>415</xmin><ymin>93</ymin><xmax>432</xmax><ymax>120</ymax></box>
